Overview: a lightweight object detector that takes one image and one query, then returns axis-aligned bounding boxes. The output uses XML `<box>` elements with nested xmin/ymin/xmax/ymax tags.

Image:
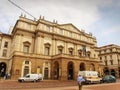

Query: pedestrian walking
<box><xmin>77</xmin><ymin>74</ymin><xmax>85</xmax><ymax>90</ymax></box>
<box><xmin>5</xmin><ymin>73</ymin><xmax>8</xmax><ymax>80</ymax></box>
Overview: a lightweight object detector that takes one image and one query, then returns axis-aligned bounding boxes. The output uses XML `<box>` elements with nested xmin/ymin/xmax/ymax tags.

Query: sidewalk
<box><xmin>20</xmin><ymin>86</ymin><xmax>91</xmax><ymax>90</ymax></box>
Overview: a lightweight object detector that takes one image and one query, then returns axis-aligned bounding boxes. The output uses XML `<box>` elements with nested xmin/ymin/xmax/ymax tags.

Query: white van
<box><xmin>78</xmin><ymin>71</ymin><xmax>102</xmax><ymax>84</ymax></box>
<box><xmin>18</xmin><ymin>74</ymin><xmax>43</xmax><ymax>82</ymax></box>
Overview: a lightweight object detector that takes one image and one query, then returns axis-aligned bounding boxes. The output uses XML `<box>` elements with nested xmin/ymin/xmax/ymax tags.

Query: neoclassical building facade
<box><xmin>0</xmin><ymin>15</ymin><xmax>103</xmax><ymax>80</ymax></box>
<box><xmin>0</xmin><ymin>32</ymin><xmax>11</xmax><ymax>77</ymax></box>
<box><xmin>98</xmin><ymin>44</ymin><xmax>120</xmax><ymax>78</ymax></box>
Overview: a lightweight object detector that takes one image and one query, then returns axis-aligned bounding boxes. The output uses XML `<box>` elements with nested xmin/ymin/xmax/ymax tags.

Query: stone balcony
<box><xmin>12</xmin><ymin>51</ymin><xmax>99</xmax><ymax>62</ymax></box>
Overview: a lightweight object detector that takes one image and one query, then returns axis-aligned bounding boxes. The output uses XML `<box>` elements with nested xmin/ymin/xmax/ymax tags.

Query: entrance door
<box><xmin>23</xmin><ymin>66</ymin><xmax>29</xmax><ymax>76</ymax></box>
<box><xmin>0</xmin><ymin>62</ymin><xmax>6</xmax><ymax>77</ymax></box>
<box><xmin>53</xmin><ymin>61</ymin><xmax>59</xmax><ymax>79</ymax></box>
<box><xmin>44</xmin><ymin>68</ymin><xmax>48</xmax><ymax>79</ymax></box>
<box><xmin>68</xmin><ymin>62</ymin><xmax>74</xmax><ymax>80</ymax></box>
<box><xmin>111</xmin><ymin>69</ymin><xmax>115</xmax><ymax>77</ymax></box>
<box><xmin>104</xmin><ymin>70</ymin><xmax>109</xmax><ymax>75</ymax></box>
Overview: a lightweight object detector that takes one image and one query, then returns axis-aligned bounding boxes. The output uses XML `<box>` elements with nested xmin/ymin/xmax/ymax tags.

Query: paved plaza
<box><xmin>0</xmin><ymin>79</ymin><xmax>120</xmax><ymax>90</ymax></box>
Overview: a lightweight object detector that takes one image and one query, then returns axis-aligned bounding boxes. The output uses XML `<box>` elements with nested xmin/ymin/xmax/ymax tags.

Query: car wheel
<box><xmin>33</xmin><ymin>79</ymin><xmax>36</xmax><ymax>82</ymax></box>
<box><xmin>21</xmin><ymin>79</ymin><xmax>24</xmax><ymax>82</ymax></box>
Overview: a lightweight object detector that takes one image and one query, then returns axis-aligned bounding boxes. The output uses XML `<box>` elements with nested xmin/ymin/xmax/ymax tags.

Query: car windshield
<box><xmin>26</xmin><ymin>75</ymin><xmax>30</xmax><ymax>78</ymax></box>
<box><xmin>104</xmin><ymin>76</ymin><xmax>109</xmax><ymax>79</ymax></box>
<box><xmin>110</xmin><ymin>75</ymin><xmax>115</xmax><ymax>78</ymax></box>
<box><xmin>103</xmin><ymin>75</ymin><xmax>115</xmax><ymax>79</ymax></box>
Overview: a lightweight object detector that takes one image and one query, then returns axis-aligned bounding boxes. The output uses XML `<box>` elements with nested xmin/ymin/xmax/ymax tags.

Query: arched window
<box><xmin>80</xmin><ymin>63</ymin><xmax>86</xmax><ymax>71</ymax></box>
<box><xmin>90</xmin><ymin>63</ymin><xmax>95</xmax><ymax>71</ymax></box>
<box><xmin>25</xmin><ymin>61</ymin><xmax>29</xmax><ymax>64</ymax></box>
<box><xmin>22</xmin><ymin>60</ymin><xmax>31</xmax><ymax>76</ymax></box>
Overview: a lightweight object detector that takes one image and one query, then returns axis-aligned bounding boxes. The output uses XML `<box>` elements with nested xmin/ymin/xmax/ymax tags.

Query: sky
<box><xmin>0</xmin><ymin>0</ymin><xmax>120</xmax><ymax>47</ymax></box>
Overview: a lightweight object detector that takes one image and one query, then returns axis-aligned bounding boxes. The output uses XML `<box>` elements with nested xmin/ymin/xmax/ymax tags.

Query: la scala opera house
<box><xmin>0</xmin><ymin>14</ymin><xmax>104</xmax><ymax>80</ymax></box>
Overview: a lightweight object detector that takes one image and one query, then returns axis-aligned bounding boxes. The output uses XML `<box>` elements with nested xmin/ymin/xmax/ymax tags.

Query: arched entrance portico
<box><xmin>104</xmin><ymin>69</ymin><xmax>110</xmax><ymax>75</ymax></box>
<box><xmin>22</xmin><ymin>60</ymin><xmax>31</xmax><ymax>77</ymax></box>
<box><xmin>111</xmin><ymin>69</ymin><xmax>115</xmax><ymax>77</ymax></box>
<box><xmin>53</xmin><ymin>61</ymin><xmax>59</xmax><ymax>79</ymax></box>
<box><xmin>79</xmin><ymin>63</ymin><xmax>85</xmax><ymax>71</ymax></box>
<box><xmin>0</xmin><ymin>62</ymin><xmax>6</xmax><ymax>77</ymax></box>
<box><xmin>119</xmin><ymin>67</ymin><xmax>120</xmax><ymax>77</ymax></box>
<box><xmin>67</xmin><ymin>61</ymin><xmax>74</xmax><ymax>80</ymax></box>
<box><xmin>90</xmin><ymin>63</ymin><xmax>95</xmax><ymax>71</ymax></box>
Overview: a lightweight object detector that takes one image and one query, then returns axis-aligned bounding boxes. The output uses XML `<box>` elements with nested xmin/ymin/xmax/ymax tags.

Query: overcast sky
<box><xmin>0</xmin><ymin>0</ymin><xmax>120</xmax><ymax>46</ymax></box>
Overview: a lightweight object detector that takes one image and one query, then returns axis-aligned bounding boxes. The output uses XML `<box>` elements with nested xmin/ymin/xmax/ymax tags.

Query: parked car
<box><xmin>101</xmin><ymin>75</ymin><xmax>116</xmax><ymax>83</ymax></box>
<box><xmin>18</xmin><ymin>74</ymin><xmax>43</xmax><ymax>82</ymax></box>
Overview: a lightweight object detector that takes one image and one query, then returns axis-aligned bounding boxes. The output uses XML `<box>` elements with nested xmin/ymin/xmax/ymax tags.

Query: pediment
<box><xmin>23</xmin><ymin>41</ymin><xmax>31</xmax><ymax>45</ymax></box>
<box><xmin>58</xmin><ymin>23</ymin><xmax>81</xmax><ymax>34</ymax></box>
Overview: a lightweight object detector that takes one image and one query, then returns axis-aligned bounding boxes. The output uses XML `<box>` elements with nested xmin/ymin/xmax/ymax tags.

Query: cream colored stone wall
<box><xmin>0</xmin><ymin>35</ymin><xmax>11</xmax><ymax>58</ymax></box>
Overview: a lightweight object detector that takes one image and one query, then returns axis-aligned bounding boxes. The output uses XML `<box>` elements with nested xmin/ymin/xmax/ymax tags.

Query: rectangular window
<box><xmin>2</xmin><ymin>49</ymin><xmax>7</xmax><ymax>57</ymax></box>
<box><xmin>78</xmin><ymin>52</ymin><xmax>82</xmax><ymax>57</ymax></box>
<box><xmin>110</xmin><ymin>49</ymin><xmax>112</xmax><ymax>52</ymax></box>
<box><xmin>69</xmin><ymin>51</ymin><xmax>73</xmax><ymax>55</ymax></box>
<box><xmin>105</xmin><ymin>60</ymin><xmax>108</xmax><ymax>66</ymax></box>
<box><xmin>110</xmin><ymin>60</ymin><xmax>113</xmax><ymax>65</ymax></box>
<box><xmin>46</xmin><ymin>26</ymin><xmax>50</xmax><ymax>32</ymax></box>
<box><xmin>23</xmin><ymin>45</ymin><xmax>29</xmax><ymax>53</ymax></box>
<box><xmin>45</xmin><ymin>47</ymin><xmax>50</xmax><ymax>55</ymax></box>
<box><xmin>58</xmin><ymin>49</ymin><xmax>62</xmax><ymax>54</ymax></box>
<box><xmin>105</xmin><ymin>56</ymin><xmax>107</xmax><ymax>60</ymax></box>
<box><xmin>110</xmin><ymin>55</ymin><xmax>112</xmax><ymax>59</ymax></box>
<box><xmin>69</xmin><ymin>32</ymin><xmax>72</xmax><ymax>37</ymax></box>
<box><xmin>4</xmin><ymin>41</ymin><xmax>8</xmax><ymax>48</ymax></box>
<box><xmin>118</xmin><ymin>59</ymin><xmax>120</xmax><ymax>65</ymax></box>
<box><xmin>59</xmin><ymin>29</ymin><xmax>63</xmax><ymax>35</ymax></box>
<box><xmin>78</xmin><ymin>35</ymin><xmax>81</xmax><ymax>40</ymax></box>
<box><xmin>100</xmin><ymin>57</ymin><xmax>102</xmax><ymax>60</ymax></box>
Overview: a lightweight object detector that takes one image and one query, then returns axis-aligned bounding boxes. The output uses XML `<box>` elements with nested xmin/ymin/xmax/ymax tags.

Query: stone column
<box><xmin>74</xmin><ymin>44</ymin><xmax>77</xmax><ymax>56</ymax></box>
<box><xmin>61</xmin><ymin>60</ymin><xmax>67</xmax><ymax>81</ymax></box>
<box><xmin>37</xmin><ymin>35</ymin><xmax>41</xmax><ymax>54</ymax></box>
<box><xmin>32</xmin><ymin>36</ymin><xmax>35</xmax><ymax>53</ymax></box>
<box><xmin>86</xmin><ymin>62</ymin><xmax>90</xmax><ymax>71</ymax></box>
<box><xmin>15</xmin><ymin>34</ymin><xmax>20</xmax><ymax>51</ymax></box>
<box><xmin>19</xmin><ymin>34</ymin><xmax>22</xmax><ymax>51</ymax></box>
<box><xmin>64</xmin><ymin>41</ymin><xmax>68</xmax><ymax>54</ymax></box>
<box><xmin>41</xmin><ymin>36</ymin><xmax>44</xmax><ymax>55</ymax></box>
<box><xmin>74</xmin><ymin>61</ymin><xmax>80</xmax><ymax>80</ymax></box>
<box><xmin>34</xmin><ymin>35</ymin><xmax>38</xmax><ymax>53</ymax></box>
<box><xmin>52</xmin><ymin>38</ymin><xmax>56</xmax><ymax>55</ymax></box>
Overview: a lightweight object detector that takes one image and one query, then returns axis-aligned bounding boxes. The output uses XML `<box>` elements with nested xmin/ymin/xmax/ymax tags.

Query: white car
<box><xmin>18</xmin><ymin>74</ymin><xmax>43</xmax><ymax>82</ymax></box>
<box><xmin>78</xmin><ymin>71</ymin><xmax>102</xmax><ymax>84</ymax></box>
